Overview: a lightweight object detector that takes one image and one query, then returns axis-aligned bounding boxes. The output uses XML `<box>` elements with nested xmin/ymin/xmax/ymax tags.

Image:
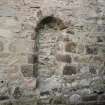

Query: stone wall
<box><xmin>0</xmin><ymin>0</ymin><xmax>105</xmax><ymax>105</ymax></box>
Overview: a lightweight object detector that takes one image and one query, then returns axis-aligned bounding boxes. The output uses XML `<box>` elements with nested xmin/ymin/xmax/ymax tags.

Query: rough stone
<box><xmin>21</xmin><ymin>65</ymin><xmax>34</xmax><ymax>77</ymax></box>
<box><xmin>0</xmin><ymin>41</ymin><xmax>4</xmax><ymax>52</ymax></box>
<box><xmin>86</xmin><ymin>45</ymin><xmax>98</xmax><ymax>55</ymax></box>
<box><xmin>89</xmin><ymin>65</ymin><xmax>97</xmax><ymax>74</ymax></box>
<box><xmin>97</xmin><ymin>36</ymin><xmax>105</xmax><ymax>42</ymax></box>
<box><xmin>69</xmin><ymin>94</ymin><xmax>81</xmax><ymax>104</ymax></box>
<box><xmin>63</xmin><ymin>65</ymin><xmax>76</xmax><ymax>75</ymax></box>
<box><xmin>8</xmin><ymin>40</ymin><xmax>34</xmax><ymax>53</ymax></box>
<box><xmin>28</xmin><ymin>54</ymin><xmax>38</xmax><ymax>64</ymax></box>
<box><xmin>90</xmin><ymin>79</ymin><xmax>105</xmax><ymax>94</ymax></box>
<box><xmin>13</xmin><ymin>87</ymin><xmax>22</xmax><ymax>99</ymax></box>
<box><xmin>73</xmin><ymin>55</ymin><xmax>91</xmax><ymax>64</ymax></box>
<box><xmin>12</xmin><ymin>97</ymin><xmax>37</xmax><ymax>105</ymax></box>
<box><xmin>39</xmin><ymin>76</ymin><xmax>63</xmax><ymax>93</ymax></box>
<box><xmin>0</xmin><ymin>6</ymin><xmax>16</xmax><ymax>17</ymax></box>
<box><xmin>65</xmin><ymin>42</ymin><xmax>77</xmax><ymax>53</ymax></box>
<box><xmin>79</xmin><ymin>65</ymin><xmax>90</xmax><ymax>73</ymax></box>
<box><xmin>0</xmin><ymin>0</ymin><xmax>105</xmax><ymax>104</ymax></box>
<box><xmin>79</xmin><ymin>88</ymin><xmax>91</xmax><ymax>96</ymax></box>
<box><xmin>56</xmin><ymin>53</ymin><xmax>72</xmax><ymax>63</ymax></box>
<box><xmin>22</xmin><ymin>78</ymin><xmax>36</xmax><ymax>90</ymax></box>
<box><xmin>98</xmin><ymin>94</ymin><xmax>105</xmax><ymax>101</ymax></box>
<box><xmin>33</xmin><ymin>64</ymin><xmax>38</xmax><ymax>78</ymax></box>
<box><xmin>79</xmin><ymin>79</ymin><xmax>90</xmax><ymax>87</ymax></box>
<box><xmin>77</xmin><ymin>44</ymin><xmax>85</xmax><ymax>54</ymax></box>
<box><xmin>82</xmin><ymin>94</ymin><xmax>98</xmax><ymax>101</ymax></box>
<box><xmin>0</xmin><ymin>74</ymin><xmax>9</xmax><ymax>98</ymax></box>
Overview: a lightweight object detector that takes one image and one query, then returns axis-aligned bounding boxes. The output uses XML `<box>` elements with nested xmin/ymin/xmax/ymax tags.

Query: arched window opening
<box><xmin>35</xmin><ymin>16</ymin><xmax>66</xmax><ymax>77</ymax></box>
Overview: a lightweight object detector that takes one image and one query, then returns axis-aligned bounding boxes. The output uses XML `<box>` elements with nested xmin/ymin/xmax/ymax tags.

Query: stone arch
<box><xmin>35</xmin><ymin>16</ymin><xmax>66</xmax><ymax>31</ymax></box>
<box><xmin>35</xmin><ymin>16</ymin><xmax>66</xmax><ymax>77</ymax></box>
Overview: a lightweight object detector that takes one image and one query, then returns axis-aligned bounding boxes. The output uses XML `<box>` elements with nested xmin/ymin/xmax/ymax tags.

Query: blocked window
<box><xmin>35</xmin><ymin>16</ymin><xmax>66</xmax><ymax>77</ymax></box>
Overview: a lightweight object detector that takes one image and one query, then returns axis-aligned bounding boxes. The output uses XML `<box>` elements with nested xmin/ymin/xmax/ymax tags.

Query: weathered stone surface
<box><xmin>0</xmin><ymin>53</ymin><xmax>28</xmax><ymax>65</ymax></box>
<box><xmin>21</xmin><ymin>65</ymin><xmax>33</xmax><ymax>77</ymax></box>
<box><xmin>8</xmin><ymin>65</ymin><xmax>19</xmax><ymax>74</ymax></box>
<box><xmin>97</xmin><ymin>25</ymin><xmax>105</xmax><ymax>32</ymax></box>
<box><xmin>73</xmin><ymin>55</ymin><xmax>91</xmax><ymax>64</ymax></box>
<box><xmin>90</xmin><ymin>79</ymin><xmax>105</xmax><ymax>94</ymax></box>
<box><xmin>22</xmin><ymin>78</ymin><xmax>36</xmax><ymax>90</ymax></box>
<box><xmin>69</xmin><ymin>94</ymin><xmax>81</xmax><ymax>104</ymax></box>
<box><xmin>79</xmin><ymin>79</ymin><xmax>90</xmax><ymax>87</ymax></box>
<box><xmin>56</xmin><ymin>53</ymin><xmax>72</xmax><ymax>63</ymax></box>
<box><xmin>8</xmin><ymin>40</ymin><xmax>34</xmax><ymax>53</ymax></box>
<box><xmin>0</xmin><ymin>6</ymin><xmax>16</xmax><ymax>17</ymax></box>
<box><xmin>28</xmin><ymin>54</ymin><xmax>38</xmax><ymax>64</ymax></box>
<box><xmin>0</xmin><ymin>74</ymin><xmax>9</xmax><ymax>99</ymax></box>
<box><xmin>0</xmin><ymin>41</ymin><xmax>4</xmax><ymax>52</ymax></box>
<box><xmin>79</xmin><ymin>88</ymin><xmax>91</xmax><ymax>96</ymax></box>
<box><xmin>86</xmin><ymin>45</ymin><xmax>98</xmax><ymax>55</ymax></box>
<box><xmin>65</xmin><ymin>42</ymin><xmax>77</xmax><ymax>53</ymax></box>
<box><xmin>0</xmin><ymin>29</ymin><xmax>13</xmax><ymax>39</ymax></box>
<box><xmin>63</xmin><ymin>65</ymin><xmax>76</xmax><ymax>75</ymax></box>
<box><xmin>89</xmin><ymin>65</ymin><xmax>97</xmax><ymax>74</ymax></box>
<box><xmin>33</xmin><ymin>64</ymin><xmax>38</xmax><ymax>77</ymax></box>
<box><xmin>0</xmin><ymin>0</ymin><xmax>105</xmax><ymax>104</ymax></box>
<box><xmin>98</xmin><ymin>94</ymin><xmax>105</xmax><ymax>101</ymax></box>
<box><xmin>77</xmin><ymin>44</ymin><xmax>85</xmax><ymax>54</ymax></box>
<box><xmin>12</xmin><ymin>97</ymin><xmax>37</xmax><ymax>105</ymax></box>
<box><xmin>82</xmin><ymin>94</ymin><xmax>98</xmax><ymax>101</ymax></box>
<box><xmin>79</xmin><ymin>65</ymin><xmax>90</xmax><ymax>73</ymax></box>
<box><xmin>39</xmin><ymin>76</ymin><xmax>63</xmax><ymax>93</ymax></box>
<box><xmin>97</xmin><ymin>36</ymin><xmax>105</xmax><ymax>42</ymax></box>
<box><xmin>91</xmin><ymin>56</ymin><xmax>105</xmax><ymax>64</ymax></box>
<box><xmin>13</xmin><ymin>87</ymin><xmax>22</xmax><ymax>99</ymax></box>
